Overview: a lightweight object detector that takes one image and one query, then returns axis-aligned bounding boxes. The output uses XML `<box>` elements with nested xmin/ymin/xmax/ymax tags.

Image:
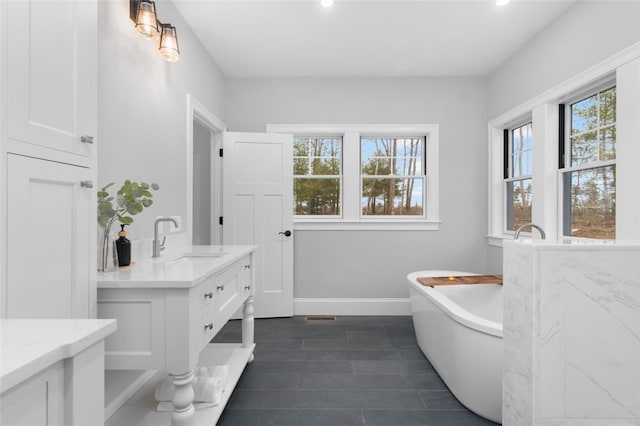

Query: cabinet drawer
<box><xmin>193</xmin><ymin>276</ymin><xmax>215</xmax><ymax>312</ymax></box>
<box><xmin>214</xmin><ymin>264</ymin><xmax>241</xmax><ymax>322</ymax></box>
<box><xmin>198</xmin><ymin>307</ymin><xmax>216</xmax><ymax>349</ymax></box>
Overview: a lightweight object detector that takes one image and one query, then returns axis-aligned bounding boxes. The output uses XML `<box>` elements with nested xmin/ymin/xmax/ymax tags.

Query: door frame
<box><xmin>185</xmin><ymin>94</ymin><xmax>227</xmax><ymax>245</ymax></box>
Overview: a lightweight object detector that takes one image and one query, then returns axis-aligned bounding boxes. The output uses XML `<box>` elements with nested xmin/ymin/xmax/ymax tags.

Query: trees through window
<box><xmin>562</xmin><ymin>86</ymin><xmax>616</xmax><ymax>239</ymax></box>
<box><xmin>278</xmin><ymin>124</ymin><xmax>439</xmax><ymax>228</ymax></box>
<box><xmin>360</xmin><ymin>137</ymin><xmax>424</xmax><ymax>216</ymax></box>
<box><xmin>505</xmin><ymin>122</ymin><xmax>533</xmax><ymax>231</ymax></box>
<box><xmin>293</xmin><ymin>136</ymin><xmax>342</xmax><ymax>216</ymax></box>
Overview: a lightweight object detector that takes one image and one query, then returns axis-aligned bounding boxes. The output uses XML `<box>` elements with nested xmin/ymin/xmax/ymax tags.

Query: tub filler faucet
<box><xmin>514</xmin><ymin>222</ymin><xmax>546</xmax><ymax>240</ymax></box>
<box><xmin>153</xmin><ymin>217</ymin><xmax>178</xmax><ymax>258</ymax></box>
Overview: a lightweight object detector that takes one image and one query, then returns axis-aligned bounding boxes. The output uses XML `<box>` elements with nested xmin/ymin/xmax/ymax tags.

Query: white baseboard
<box><xmin>294</xmin><ymin>298</ymin><xmax>411</xmax><ymax>316</ymax></box>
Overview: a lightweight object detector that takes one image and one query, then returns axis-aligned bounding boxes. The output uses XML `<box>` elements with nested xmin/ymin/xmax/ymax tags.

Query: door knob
<box><xmin>279</xmin><ymin>230</ymin><xmax>292</xmax><ymax>237</ymax></box>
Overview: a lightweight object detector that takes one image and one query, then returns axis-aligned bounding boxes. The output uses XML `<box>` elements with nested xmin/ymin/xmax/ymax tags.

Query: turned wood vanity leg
<box><xmin>242</xmin><ymin>295</ymin><xmax>255</xmax><ymax>363</ymax></box>
<box><xmin>171</xmin><ymin>370</ymin><xmax>195</xmax><ymax>426</ymax></box>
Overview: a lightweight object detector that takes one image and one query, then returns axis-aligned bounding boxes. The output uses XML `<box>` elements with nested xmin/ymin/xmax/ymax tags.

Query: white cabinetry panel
<box><xmin>1</xmin><ymin>0</ymin><xmax>97</xmax><ymax>320</ymax></box>
<box><xmin>0</xmin><ymin>362</ymin><xmax>64</xmax><ymax>426</ymax></box>
<box><xmin>5</xmin><ymin>0</ymin><xmax>96</xmax><ymax>163</ymax></box>
<box><xmin>5</xmin><ymin>154</ymin><xmax>92</xmax><ymax>318</ymax></box>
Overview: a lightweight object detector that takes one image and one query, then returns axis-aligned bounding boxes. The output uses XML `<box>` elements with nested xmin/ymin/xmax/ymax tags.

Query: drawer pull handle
<box><xmin>244</xmin><ymin>264</ymin><xmax>251</xmax><ymax>269</ymax></box>
<box><xmin>80</xmin><ymin>180</ymin><xmax>94</xmax><ymax>189</ymax></box>
<box><xmin>81</xmin><ymin>135</ymin><xmax>94</xmax><ymax>144</ymax></box>
<box><xmin>244</xmin><ymin>285</ymin><xmax>251</xmax><ymax>290</ymax></box>
<box><xmin>204</xmin><ymin>323</ymin><xmax>213</xmax><ymax>331</ymax></box>
<box><xmin>204</xmin><ymin>292</ymin><xmax>213</xmax><ymax>299</ymax></box>
<box><xmin>216</xmin><ymin>284</ymin><xmax>225</xmax><ymax>291</ymax></box>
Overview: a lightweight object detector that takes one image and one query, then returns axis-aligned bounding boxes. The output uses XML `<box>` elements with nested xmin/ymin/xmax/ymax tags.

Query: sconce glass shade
<box><xmin>135</xmin><ymin>1</ymin><xmax>159</xmax><ymax>39</ymax></box>
<box><xmin>158</xmin><ymin>24</ymin><xmax>180</xmax><ymax>62</ymax></box>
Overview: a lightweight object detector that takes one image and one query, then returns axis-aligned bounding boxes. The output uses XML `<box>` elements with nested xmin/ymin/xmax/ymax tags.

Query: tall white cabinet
<box><xmin>0</xmin><ymin>0</ymin><xmax>98</xmax><ymax>319</ymax></box>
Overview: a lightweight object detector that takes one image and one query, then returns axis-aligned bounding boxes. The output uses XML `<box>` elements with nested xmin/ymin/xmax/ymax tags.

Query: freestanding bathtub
<box><xmin>407</xmin><ymin>270</ymin><xmax>503</xmax><ymax>424</ymax></box>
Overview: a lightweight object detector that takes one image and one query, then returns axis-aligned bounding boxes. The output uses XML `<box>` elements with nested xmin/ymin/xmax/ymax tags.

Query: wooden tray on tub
<box><xmin>417</xmin><ymin>275</ymin><xmax>503</xmax><ymax>287</ymax></box>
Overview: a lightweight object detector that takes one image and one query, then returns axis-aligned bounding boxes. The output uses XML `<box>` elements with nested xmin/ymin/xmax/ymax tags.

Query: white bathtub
<box><xmin>407</xmin><ymin>270</ymin><xmax>502</xmax><ymax>424</ymax></box>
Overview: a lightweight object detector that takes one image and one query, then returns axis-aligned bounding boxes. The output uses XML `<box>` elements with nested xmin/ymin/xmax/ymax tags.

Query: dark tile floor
<box><xmin>213</xmin><ymin>316</ymin><xmax>498</xmax><ymax>426</ymax></box>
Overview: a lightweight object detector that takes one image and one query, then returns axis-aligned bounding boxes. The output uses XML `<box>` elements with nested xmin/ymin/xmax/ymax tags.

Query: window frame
<box><xmin>559</xmin><ymin>84</ymin><xmax>617</xmax><ymax>239</ymax></box>
<box><xmin>503</xmin><ymin>121</ymin><xmax>534</xmax><ymax>233</ymax></box>
<box><xmin>488</xmin><ymin>71</ymin><xmax>623</xmax><ymax>246</ymax></box>
<box><xmin>488</xmin><ymin>47</ymin><xmax>640</xmax><ymax>246</ymax></box>
<box><xmin>293</xmin><ymin>135</ymin><xmax>343</xmax><ymax>218</ymax></box>
<box><xmin>359</xmin><ymin>135</ymin><xmax>426</xmax><ymax>218</ymax></box>
<box><xmin>267</xmin><ymin>124</ymin><xmax>440</xmax><ymax>231</ymax></box>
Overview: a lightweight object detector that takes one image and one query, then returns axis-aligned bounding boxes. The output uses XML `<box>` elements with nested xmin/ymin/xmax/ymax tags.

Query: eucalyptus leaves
<box><xmin>98</xmin><ymin>180</ymin><xmax>160</xmax><ymax>228</ymax></box>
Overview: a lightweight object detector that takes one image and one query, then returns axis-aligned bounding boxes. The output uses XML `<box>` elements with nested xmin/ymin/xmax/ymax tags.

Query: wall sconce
<box><xmin>158</xmin><ymin>24</ymin><xmax>180</xmax><ymax>63</ymax></box>
<box><xmin>130</xmin><ymin>0</ymin><xmax>180</xmax><ymax>62</ymax></box>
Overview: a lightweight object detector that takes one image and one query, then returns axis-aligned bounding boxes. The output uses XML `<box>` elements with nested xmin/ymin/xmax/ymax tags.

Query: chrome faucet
<box><xmin>153</xmin><ymin>217</ymin><xmax>178</xmax><ymax>258</ymax></box>
<box><xmin>514</xmin><ymin>222</ymin><xmax>546</xmax><ymax>240</ymax></box>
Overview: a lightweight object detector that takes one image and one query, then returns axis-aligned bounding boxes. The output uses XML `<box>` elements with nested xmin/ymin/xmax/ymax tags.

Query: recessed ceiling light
<box><xmin>496</xmin><ymin>0</ymin><xmax>511</xmax><ymax>6</ymax></box>
<box><xmin>321</xmin><ymin>0</ymin><xmax>334</xmax><ymax>8</ymax></box>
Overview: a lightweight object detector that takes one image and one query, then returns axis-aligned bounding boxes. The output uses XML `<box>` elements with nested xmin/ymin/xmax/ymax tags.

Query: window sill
<box><xmin>487</xmin><ymin>232</ymin><xmax>541</xmax><ymax>247</ymax></box>
<box><xmin>487</xmin><ymin>235</ymin><xmax>505</xmax><ymax>247</ymax></box>
<box><xmin>294</xmin><ymin>220</ymin><xmax>441</xmax><ymax>231</ymax></box>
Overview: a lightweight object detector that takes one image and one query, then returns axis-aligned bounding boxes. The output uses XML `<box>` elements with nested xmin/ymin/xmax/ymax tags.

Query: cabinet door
<box><xmin>0</xmin><ymin>362</ymin><xmax>64</xmax><ymax>426</ymax></box>
<box><xmin>5</xmin><ymin>154</ymin><xmax>93</xmax><ymax>318</ymax></box>
<box><xmin>6</xmin><ymin>0</ymin><xmax>97</xmax><ymax>160</ymax></box>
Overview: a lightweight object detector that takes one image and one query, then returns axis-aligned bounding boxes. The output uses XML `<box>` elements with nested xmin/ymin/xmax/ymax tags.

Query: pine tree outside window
<box><xmin>360</xmin><ymin>137</ymin><xmax>424</xmax><ymax>216</ymax></box>
<box><xmin>561</xmin><ymin>86</ymin><xmax>616</xmax><ymax>239</ymax></box>
<box><xmin>504</xmin><ymin>122</ymin><xmax>533</xmax><ymax>231</ymax></box>
<box><xmin>293</xmin><ymin>136</ymin><xmax>342</xmax><ymax>216</ymax></box>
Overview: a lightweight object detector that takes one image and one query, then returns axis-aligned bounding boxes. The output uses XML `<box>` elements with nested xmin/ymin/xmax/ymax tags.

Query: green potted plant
<box><xmin>97</xmin><ymin>180</ymin><xmax>159</xmax><ymax>271</ymax></box>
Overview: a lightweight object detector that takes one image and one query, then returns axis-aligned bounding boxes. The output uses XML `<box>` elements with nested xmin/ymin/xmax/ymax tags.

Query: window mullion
<box><xmin>342</xmin><ymin>131</ymin><xmax>360</xmax><ymax>221</ymax></box>
<box><xmin>560</xmin><ymin>159</ymin><xmax>617</xmax><ymax>174</ymax></box>
<box><xmin>425</xmin><ymin>130</ymin><xmax>439</xmax><ymax>222</ymax></box>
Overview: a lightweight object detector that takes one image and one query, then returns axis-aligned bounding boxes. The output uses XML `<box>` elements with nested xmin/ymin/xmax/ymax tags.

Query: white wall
<box><xmin>488</xmin><ymin>1</ymin><xmax>640</xmax><ymax>119</ymax></box>
<box><xmin>227</xmin><ymin>77</ymin><xmax>488</xmax><ymax>299</ymax></box>
<box><xmin>486</xmin><ymin>1</ymin><xmax>640</xmax><ymax>272</ymax></box>
<box><xmin>192</xmin><ymin>121</ymin><xmax>211</xmax><ymax>245</ymax></box>
<box><xmin>97</xmin><ymin>0</ymin><xmax>227</xmax><ymax>242</ymax></box>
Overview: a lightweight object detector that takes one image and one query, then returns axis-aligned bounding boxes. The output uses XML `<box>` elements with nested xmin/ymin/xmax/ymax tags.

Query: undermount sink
<box><xmin>160</xmin><ymin>252</ymin><xmax>228</xmax><ymax>265</ymax></box>
<box><xmin>181</xmin><ymin>252</ymin><xmax>227</xmax><ymax>258</ymax></box>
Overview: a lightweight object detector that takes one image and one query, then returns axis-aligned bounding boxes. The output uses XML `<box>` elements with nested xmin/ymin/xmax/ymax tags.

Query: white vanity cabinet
<box><xmin>98</xmin><ymin>246</ymin><xmax>256</xmax><ymax>426</ymax></box>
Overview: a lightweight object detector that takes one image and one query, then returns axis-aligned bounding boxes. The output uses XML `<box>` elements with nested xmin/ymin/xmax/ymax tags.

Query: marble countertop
<box><xmin>0</xmin><ymin>319</ymin><xmax>117</xmax><ymax>393</ymax></box>
<box><xmin>97</xmin><ymin>245</ymin><xmax>257</xmax><ymax>288</ymax></box>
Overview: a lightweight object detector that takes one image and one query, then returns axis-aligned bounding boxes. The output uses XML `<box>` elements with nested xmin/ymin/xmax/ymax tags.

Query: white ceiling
<box><xmin>171</xmin><ymin>0</ymin><xmax>577</xmax><ymax>78</ymax></box>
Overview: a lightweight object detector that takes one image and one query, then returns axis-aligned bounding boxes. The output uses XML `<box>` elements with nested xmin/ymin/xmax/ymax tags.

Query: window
<box><xmin>561</xmin><ymin>86</ymin><xmax>616</xmax><ymax>239</ymax></box>
<box><xmin>293</xmin><ymin>136</ymin><xmax>342</xmax><ymax>216</ymax></box>
<box><xmin>360</xmin><ymin>137</ymin><xmax>424</xmax><ymax>216</ymax></box>
<box><xmin>267</xmin><ymin>124</ymin><xmax>439</xmax><ymax>230</ymax></box>
<box><xmin>504</xmin><ymin>122</ymin><xmax>533</xmax><ymax>231</ymax></box>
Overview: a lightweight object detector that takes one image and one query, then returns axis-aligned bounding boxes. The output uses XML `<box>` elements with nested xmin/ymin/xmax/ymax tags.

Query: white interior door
<box><xmin>222</xmin><ymin>132</ymin><xmax>293</xmax><ymax>318</ymax></box>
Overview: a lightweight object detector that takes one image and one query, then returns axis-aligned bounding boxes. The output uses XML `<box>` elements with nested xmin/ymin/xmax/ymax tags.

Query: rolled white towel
<box><xmin>156</xmin><ymin>401</ymin><xmax>218</xmax><ymax>412</ymax></box>
<box><xmin>193</xmin><ymin>375</ymin><xmax>224</xmax><ymax>403</ymax></box>
<box><xmin>194</xmin><ymin>365</ymin><xmax>230</xmax><ymax>390</ymax></box>
<box><xmin>154</xmin><ymin>375</ymin><xmax>224</xmax><ymax>404</ymax></box>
